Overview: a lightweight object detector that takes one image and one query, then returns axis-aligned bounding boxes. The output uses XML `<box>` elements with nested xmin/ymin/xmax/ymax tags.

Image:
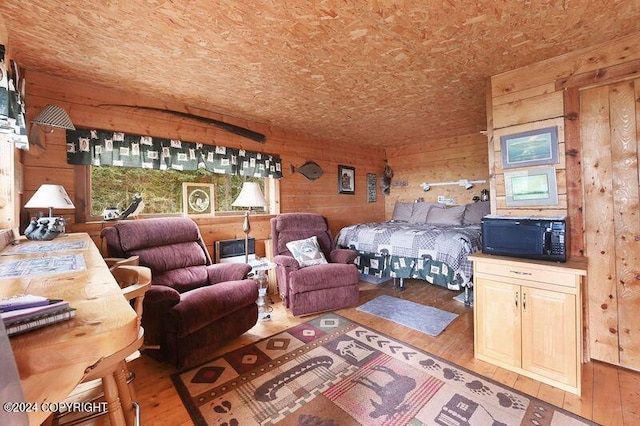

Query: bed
<box><xmin>336</xmin><ymin>201</ymin><xmax>489</xmax><ymax>295</ymax></box>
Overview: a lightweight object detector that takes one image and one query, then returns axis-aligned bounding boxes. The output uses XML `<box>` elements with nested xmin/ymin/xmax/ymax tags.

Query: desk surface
<box><xmin>0</xmin><ymin>233</ymin><xmax>138</xmax><ymax>425</ymax></box>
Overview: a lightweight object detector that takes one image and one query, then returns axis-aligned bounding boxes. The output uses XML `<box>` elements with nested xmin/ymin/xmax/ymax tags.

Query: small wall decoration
<box><xmin>367</xmin><ymin>173</ymin><xmax>377</xmax><ymax>202</ymax></box>
<box><xmin>182</xmin><ymin>183</ymin><xmax>215</xmax><ymax>216</ymax></box>
<box><xmin>381</xmin><ymin>159</ymin><xmax>393</xmax><ymax>195</ymax></box>
<box><xmin>290</xmin><ymin>161</ymin><xmax>323</xmax><ymax>180</ymax></box>
<box><xmin>500</xmin><ymin>126</ymin><xmax>559</xmax><ymax>169</ymax></box>
<box><xmin>504</xmin><ymin>166</ymin><xmax>558</xmax><ymax>207</ymax></box>
<box><xmin>338</xmin><ymin>165</ymin><xmax>355</xmax><ymax>195</ymax></box>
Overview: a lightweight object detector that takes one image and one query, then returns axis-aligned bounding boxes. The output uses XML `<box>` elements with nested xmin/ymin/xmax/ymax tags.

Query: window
<box><xmin>89</xmin><ymin>166</ymin><xmax>270</xmax><ymax>219</ymax></box>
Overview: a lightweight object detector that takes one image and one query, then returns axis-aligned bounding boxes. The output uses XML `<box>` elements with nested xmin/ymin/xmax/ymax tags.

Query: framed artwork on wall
<box><xmin>504</xmin><ymin>166</ymin><xmax>558</xmax><ymax>207</ymax></box>
<box><xmin>500</xmin><ymin>126</ymin><xmax>559</xmax><ymax>169</ymax></box>
<box><xmin>182</xmin><ymin>183</ymin><xmax>215</xmax><ymax>216</ymax></box>
<box><xmin>338</xmin><ymin>165</ymin><xmax>355</xmax><ymax>195</ymax></box>
<box><xmin>366</xmin><ymin>173</ymin><xmax>377</xmax><ymax>202</ymax></box>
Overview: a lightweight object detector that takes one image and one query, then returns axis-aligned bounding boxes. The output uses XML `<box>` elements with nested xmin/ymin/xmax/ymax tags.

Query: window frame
<box><xmin>74</xmin><ymin>165</ymin><xmax>280</xmax><ymax>223</ymax></box>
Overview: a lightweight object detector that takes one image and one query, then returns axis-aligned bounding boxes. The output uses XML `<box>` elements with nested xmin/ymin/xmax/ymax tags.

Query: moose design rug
<box><xmin>171</xmin><ymin>313</ymin><xmax>595</xmax><ymax>425</ymax></box>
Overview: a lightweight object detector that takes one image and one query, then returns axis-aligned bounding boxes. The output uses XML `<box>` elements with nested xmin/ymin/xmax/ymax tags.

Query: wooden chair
<box><xmin>52</xmin><ymin>264</ymin><xmax>151</xmax><ymax>426</ymax></box>
<box><xmin>104</xmin><ymin>255</ymin><xmax>140</xmax><ymax>270</ymax></box>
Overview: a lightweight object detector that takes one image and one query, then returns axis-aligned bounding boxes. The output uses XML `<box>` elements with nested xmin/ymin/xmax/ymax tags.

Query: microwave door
<box><xmin>484</xmin><ymin>222</ymin><xmax>543</xmax><ymax>257</ymax></box>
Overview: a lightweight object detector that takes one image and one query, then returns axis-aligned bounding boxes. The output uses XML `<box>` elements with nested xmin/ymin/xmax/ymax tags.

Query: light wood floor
<box><xmin>77</xmin><ymin>280</ymin><xmax>640</xmax><ymax>425</ymax></box>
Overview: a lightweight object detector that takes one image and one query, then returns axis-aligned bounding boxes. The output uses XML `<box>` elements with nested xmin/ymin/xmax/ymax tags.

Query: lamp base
<box><xmin>24</xmin><ymin>217</ymin><xmax>66</xmax><ymax>241</ymax></box>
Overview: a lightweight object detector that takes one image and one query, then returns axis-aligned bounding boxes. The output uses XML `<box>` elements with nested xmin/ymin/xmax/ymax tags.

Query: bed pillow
<box><xmin>426</xmin><ymin>204</ymin><xmax>466</xmax><ymax>225</ymax></box>
<box><xmin>285</xmin><ymin>236</ymin><xmax>328</xmax><ymax>267</ymax></box>
<box><xmin>391</xmin><ymin>202</ymin><xmax>414</xmax><ymax>222</ymax></box>
<box><xmin>463</xmin><ymin>201</ymin><xmax>491</xmax><ymax>225</ymax></box>
<box><xmin>409</xmin><ymin>202</ymin><xmax>444</xmax><ymax>223</ymax></box>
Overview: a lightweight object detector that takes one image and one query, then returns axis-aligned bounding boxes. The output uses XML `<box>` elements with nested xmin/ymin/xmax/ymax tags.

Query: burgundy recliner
<box><xmin>271</xmin><ymin>213</ymin><xmax>360</xmax><ymax>316</ymax></box>
<box><xmin>101</xmin><ymin>217</ymin><xmax>258</xmax><ymax>368</ymax></box>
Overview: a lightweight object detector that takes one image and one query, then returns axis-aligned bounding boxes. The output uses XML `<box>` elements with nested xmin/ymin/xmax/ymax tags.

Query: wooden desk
<box><xmin>0</xmin><ymin>233</ymin><xmax>138</xmax><ymax>425</ymax></box>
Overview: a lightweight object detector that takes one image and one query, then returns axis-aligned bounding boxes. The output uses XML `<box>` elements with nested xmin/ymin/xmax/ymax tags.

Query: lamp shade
<box><xmin>24</xmin><ymin>184</ymin><xmax>75</xmax><ymax>212</ymax></box>
<box><xmin>31</xmin><ymin>105</ymin><xmax>75</xmax><ymax>130</ymax></box>
<box><xmin>232</xmin><ymin>182</ymin><xmax>267</xmax><ymax>208</ymax></box>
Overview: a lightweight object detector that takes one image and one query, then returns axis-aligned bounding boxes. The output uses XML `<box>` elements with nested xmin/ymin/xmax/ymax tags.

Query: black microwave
<box><xmin>481</xmin><ymin>216</ymin><xmax>567</xmax><ymax>262</ymax></box>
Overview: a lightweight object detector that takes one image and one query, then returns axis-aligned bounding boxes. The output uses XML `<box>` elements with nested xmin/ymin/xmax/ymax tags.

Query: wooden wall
<box><xmin>21</xmin><ymin>71</ymin><xmax>386</xmax><ymax>257</ymax></box>
<box><xmin>487</xmin><ymin>31</ymin><xmax>640</xmax><ymax>370</ymax></box>
<box><xmin>384</xmin><ymin>133</ymin><xmax>490</xmax><ymax>217</ymax></box>
<box><xmin>0</xmin><ymin>15</ymin><xmax>20</xmax><ymax>230</ymax></box>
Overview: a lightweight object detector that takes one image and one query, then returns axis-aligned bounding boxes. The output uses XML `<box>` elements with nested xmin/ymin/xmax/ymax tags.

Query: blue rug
<box><xmin>356</xmin><ymin>295</ymin><xmax>458</xmax><ymax>336</ymax></box>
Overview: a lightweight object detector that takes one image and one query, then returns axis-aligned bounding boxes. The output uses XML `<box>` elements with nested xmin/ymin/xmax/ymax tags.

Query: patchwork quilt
<box><xmin>336</xmin><ymin>221</ymin><xmax>482</xmax><ymax>290</ymax></box>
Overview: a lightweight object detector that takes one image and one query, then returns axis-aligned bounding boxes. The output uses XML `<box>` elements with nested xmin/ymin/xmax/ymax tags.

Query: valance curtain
<box><xmin>66</xmin><ymin>128</ymin><xmax>283</xmax><ymax>179</ymax></box>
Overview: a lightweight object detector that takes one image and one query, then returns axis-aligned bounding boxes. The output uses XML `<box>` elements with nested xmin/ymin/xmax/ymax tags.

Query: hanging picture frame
<box><xmin>367</xmin><ymin>173</ymin><xmax>377</xmax><ymax>202</ymax></box>
<box><xmin>338</xmin><ymin>165</ymin><xmax>355</xmax><ymax>195</ymax></box>
<box><xmin>504</xmin><ymin>166</ymin><xmax>558</xmax><ymax>207</ymax></box>
<box><xmin>182</xmin><ymin>183</ymin><xmax>215</xmax><ymax>217</ymax></box>
<box><xmin>500</xmin><ymin>126</ymin><xmax>559</xmax><ymax>169</ymax></box>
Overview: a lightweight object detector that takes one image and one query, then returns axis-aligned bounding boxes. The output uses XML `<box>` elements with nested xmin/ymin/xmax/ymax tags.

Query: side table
<box><xmin>249</xmin><ymin>259</ymin><xmax>276</xmax><ymax>320</ymax></box>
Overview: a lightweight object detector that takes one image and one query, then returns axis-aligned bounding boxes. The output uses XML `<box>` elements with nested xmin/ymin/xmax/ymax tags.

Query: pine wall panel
<box><xmin>384</xmin><ymin>133</ymin><xmax>490</xmax><ymax>215</ymax></box>
<box><xmin>487</xmin><ymin>31</ymin><xmax>640</xmax><ymax>370</ymax></box>
<box><xmin>21</xmin><ymin>71</ymin><xmax>386</xmax><ymax>256</ymax></box>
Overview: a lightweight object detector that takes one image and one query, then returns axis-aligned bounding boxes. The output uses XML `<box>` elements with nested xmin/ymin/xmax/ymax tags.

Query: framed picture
<box><xmin>182</xmin><ymin>183</ymin><xmax>215</xmax><ymax>217</ymax></box>
<box><xmin>338</xmin><ymin>165</ymin><xmax>355</xmax><ymax>194</ymax></box>
<box><xmin>366</xmin><ymin>173</ymin><xmax>377</xmax><ymax>202</ymax></box>
<box><xmin>504</xmin><ymin>166</ymin><xmax>558</xmax><ymax>207</ymax></box>
<box><xmin>500</xmin><ymin>126</ymin><xmax>559</xmax><ymax>169</ymax></box>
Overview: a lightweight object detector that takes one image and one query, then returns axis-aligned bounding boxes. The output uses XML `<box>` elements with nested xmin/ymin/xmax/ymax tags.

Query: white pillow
<box><xmin>285</xmin><ymin>236</ymin><xmax>328</xmax><ymax>267</ymax></box>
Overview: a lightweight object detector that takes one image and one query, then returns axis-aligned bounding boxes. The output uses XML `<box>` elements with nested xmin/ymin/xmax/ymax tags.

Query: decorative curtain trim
<box><xmin>66</xmin><ymin>128</ymin><xmax>282</xmax><ymax>179</ymax></box>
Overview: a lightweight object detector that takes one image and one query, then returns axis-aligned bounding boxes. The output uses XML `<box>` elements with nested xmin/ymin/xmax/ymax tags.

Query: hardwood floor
<box><xmin>79</xmin><ymin>280</ymin><xmax>640</xmax><ymax>425</ymax></box>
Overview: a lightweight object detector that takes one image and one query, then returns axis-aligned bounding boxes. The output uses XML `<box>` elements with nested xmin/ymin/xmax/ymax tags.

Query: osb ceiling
<box><xmin>1</xmin><ymin>1</ymin><xmax>640</xmax><ymax>147</ymax></box>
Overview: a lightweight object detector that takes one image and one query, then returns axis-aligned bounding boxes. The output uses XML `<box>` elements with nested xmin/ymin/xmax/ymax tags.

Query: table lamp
<box><xmin>231</xmin><ymin>182</ymin><xmax>267</xmax><ymax>263</ymax></box>
<box><xmin>23</xmin><ymin>184</ymin><xmax>75</xmax><ymax>240</ymax></box>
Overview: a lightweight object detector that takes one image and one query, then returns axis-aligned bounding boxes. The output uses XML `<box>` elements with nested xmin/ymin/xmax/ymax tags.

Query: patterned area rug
<box><xmin>357</xmin><ymin>295</ymin><xmax>458</xmax><ymax>336</ymax></box>
<box><xmin>172</xmin><ymin>313</ymin><xmax>595</xmax><ymax>426</ymax></box>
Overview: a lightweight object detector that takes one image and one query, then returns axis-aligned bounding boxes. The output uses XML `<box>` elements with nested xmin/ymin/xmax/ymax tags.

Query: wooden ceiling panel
<box><xmin>1</xmin><ymin>0</ymin><xmax>639</xmax><ymax>147</ymax></box>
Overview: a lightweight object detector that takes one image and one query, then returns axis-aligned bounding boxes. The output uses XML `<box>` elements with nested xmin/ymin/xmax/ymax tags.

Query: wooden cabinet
<box><xmin>469</xmin><ymin>253</ymin><xmax>587</xmax><ymax>395</ymax></box>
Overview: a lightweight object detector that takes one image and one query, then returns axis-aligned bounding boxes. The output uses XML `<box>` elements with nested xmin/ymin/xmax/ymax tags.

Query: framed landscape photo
<box><xmin>338</xmin><ymin>165</ymin><xmax>355</xmax><ymax>194</ymax></box>
<box><xmin>504</xmin><ymin>166</ymin><xmax>558</xmax><ymax>207</ymax></box>
<box><xmin>500</xmin><ymin>126</ymin><xmax>559</xmax><ymax>169</ymax></box>
<box><xmin>182</xmin><ymin>183</ymin><xmax>215</xmax><ymax>217</ymax></box>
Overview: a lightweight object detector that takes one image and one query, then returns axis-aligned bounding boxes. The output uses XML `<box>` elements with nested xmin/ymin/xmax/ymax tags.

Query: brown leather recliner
<box><xmin>271</xmin><ymin>213</ymin><xmax>360</xmax><ymax>316</ymax></box>
<box><xmin>101</xmin><ymin>217</ymin><xmax>258</xmax><ymax>369</ymax></box>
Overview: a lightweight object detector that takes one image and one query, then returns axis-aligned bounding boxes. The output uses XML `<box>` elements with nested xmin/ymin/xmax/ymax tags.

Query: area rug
<box><xmin>356</xmin><ymin>295</ymin><xmax>457</xmax><ymax>336</ymax></box>
<box><xmin>171</xmin><ymin>313</ymin><xmax>595</xmax><ymax>426</ymax></box>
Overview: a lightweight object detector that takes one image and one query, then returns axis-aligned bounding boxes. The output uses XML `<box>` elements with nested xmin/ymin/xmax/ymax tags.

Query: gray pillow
<box><xmin>463</xmin><ymin>201</ymin><xmax>491</xmax><ymax>225</ymax></box>
<box><xmin>392</xmin><ymin>202</ymin><xmax>414</xmax><ymax>222</ymax></box>
<box><xmin>426</xmin><ymin>204</ymin><xmax>466</xmax><ymax>225</ymax></box>
<box><xmin>409</xmin><ymin>202</ymin><xmax>444</xmax><ymax>223</ymax></box>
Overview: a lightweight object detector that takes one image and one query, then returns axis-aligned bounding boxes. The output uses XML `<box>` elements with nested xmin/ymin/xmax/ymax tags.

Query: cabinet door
<box><xmin>475</xmin><ymin>277</ymin><xmax>521</xmax><ymax>367</ymax></box>
<box><xmin>521</xmin><ymin>286</ymin><xmax>577</xmax><ymax>386</ymax></box>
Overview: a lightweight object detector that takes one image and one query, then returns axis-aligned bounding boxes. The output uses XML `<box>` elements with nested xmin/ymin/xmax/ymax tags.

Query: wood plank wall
<box><xmin>384</xmin><ymin>133</ymin><xmax>489</xmax><ymax>217</ymax></box>
<box><xmin>20</xmin><ymin>71</ymin><xmax>386</xmax><ymax>256</ymax></box>
<box><xmin>487</xmin><ymin>31</ymin><xmax>640</xmax><ymax>370</ymax></box>
<box><xmin>0</xmin><ymin>16</ymin><xmax>20</xmax><ymax>229</ymax></box>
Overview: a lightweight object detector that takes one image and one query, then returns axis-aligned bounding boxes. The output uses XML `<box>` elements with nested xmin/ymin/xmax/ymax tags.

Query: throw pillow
<box><xmin>409</xmin><ymin>202</ymin><xmax>445</xmax><ymax>223</ymax></box>
<box><xmin>286</xmin><ymin>236</ymin><xmax>328</xmax><ymax>267</ymax></box>
<box><xmin>426</xmin><ymin>204</ymin><xmax>466</xmax><ymax>225</ymax></box>
<box><xmin>463</xmin><ymin>201</ymin><xmax>491</xmax><ymax>225</ymax></box>
<box><xmin>391</xmin><ymin>202</ymin><xmax>414</xmax><ymax>222</ymax></box>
